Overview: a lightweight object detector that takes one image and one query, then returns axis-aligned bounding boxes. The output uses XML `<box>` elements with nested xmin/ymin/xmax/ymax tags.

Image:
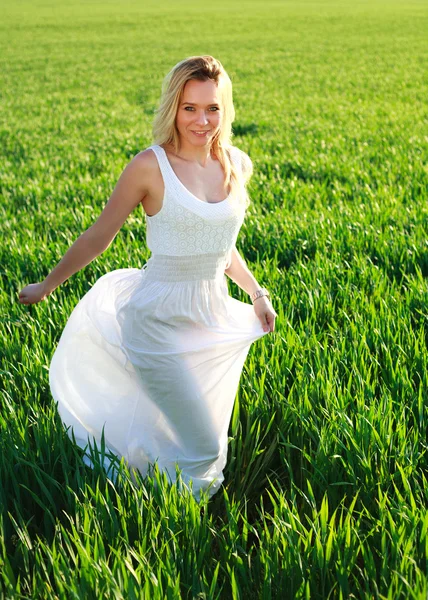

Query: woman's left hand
<box><xmin>253</xmin><ymin>296</ymin><xmax>277</xmax><ymax>333</ymax></box>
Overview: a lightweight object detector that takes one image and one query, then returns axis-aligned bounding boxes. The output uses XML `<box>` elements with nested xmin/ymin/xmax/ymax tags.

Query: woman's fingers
<box><xmin>261</xmin><ymin>311</ymin><xmax>275</xmax><ymax>332</ymax></box>
<box><xmin>253</xmin><ymin>298</ymin><xmax>277</xmax><ymax>333</ymax></box>
<box><xmin>17</xmin><ymin>283</ymin><xmax>46</xmax><ymax>305</ymax></box>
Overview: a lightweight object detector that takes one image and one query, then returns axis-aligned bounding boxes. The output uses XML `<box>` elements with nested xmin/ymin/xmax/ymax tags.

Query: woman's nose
<box><xmin>195</xmin><ymin>111</ymin><xmax>209</xmax><ymax>125</ymax></box>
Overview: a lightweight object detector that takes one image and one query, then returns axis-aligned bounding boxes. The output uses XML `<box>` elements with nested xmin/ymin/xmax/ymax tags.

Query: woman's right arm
<box><xmin>18</xmin><ymin>150</ymin><xmax>156</xmax><ymax>305</ymax></box>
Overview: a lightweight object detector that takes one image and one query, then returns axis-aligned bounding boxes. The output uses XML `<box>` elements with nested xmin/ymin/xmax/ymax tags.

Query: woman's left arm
<box><xmin>224</xmin><ymin>247</ymin><xmax>277</xmax><ymax>333</ymax></box>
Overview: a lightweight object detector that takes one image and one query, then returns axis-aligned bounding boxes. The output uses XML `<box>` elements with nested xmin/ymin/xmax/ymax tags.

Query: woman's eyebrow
<box><xmin>180</xmin><ymin>102</ymin><xmax>220</xmax><ymax>106</ymax></box>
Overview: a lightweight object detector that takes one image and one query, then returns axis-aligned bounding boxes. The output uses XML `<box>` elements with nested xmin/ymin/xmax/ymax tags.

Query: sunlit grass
<box><xmin>1</xmin><ymin>0</ymin><xmax>427</xmax><ymax>597</ymax></box>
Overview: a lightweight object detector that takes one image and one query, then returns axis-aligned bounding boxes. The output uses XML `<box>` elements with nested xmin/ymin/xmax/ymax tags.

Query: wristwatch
<box><xmin>250</xmin><ymin>288</ymin><xmax>270</xmax><ymax>303</ymax></box>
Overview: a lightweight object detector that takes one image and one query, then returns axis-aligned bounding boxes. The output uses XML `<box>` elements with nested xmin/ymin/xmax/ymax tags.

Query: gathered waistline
<box><xmin>141</xmin><ymin>252</ymin><xmax>231</xmax><ymax>282</ymax></box>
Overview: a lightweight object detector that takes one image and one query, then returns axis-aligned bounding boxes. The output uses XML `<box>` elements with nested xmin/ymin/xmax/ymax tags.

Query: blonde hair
<box><xmin>152</xmin><ymin>55</ymin><xmax>251</xmax><ymax>209</ymax></box>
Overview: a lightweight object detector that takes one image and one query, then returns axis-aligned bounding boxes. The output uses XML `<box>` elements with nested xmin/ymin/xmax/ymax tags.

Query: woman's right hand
<box><xmin>18</xmin><ymin>282</ymin><xmax>51</xmax><ymax>305</ymax></box>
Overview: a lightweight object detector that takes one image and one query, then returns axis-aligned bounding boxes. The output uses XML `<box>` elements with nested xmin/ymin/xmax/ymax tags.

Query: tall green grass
<box><xmin>1</xmin><ymin>0</ymin><xmax>427</xmax><ymax>597</ymax></box>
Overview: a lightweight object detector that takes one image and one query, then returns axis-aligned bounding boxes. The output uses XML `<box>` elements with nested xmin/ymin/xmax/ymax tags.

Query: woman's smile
<box><xmin>192</xmin><ymin>130</ymin><xmax>211</xmax><ymax>137</ymax></box>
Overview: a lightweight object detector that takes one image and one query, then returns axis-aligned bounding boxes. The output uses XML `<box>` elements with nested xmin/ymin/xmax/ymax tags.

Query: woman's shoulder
<box><xmin>124</xmin><ymin>146</ymin><xmax>164</xmax><ymax>198</ymax></box>
<box><xmin>132</xmin><ymin>145</ymin><xmax>162</xmax><ymax>174</ymax></box>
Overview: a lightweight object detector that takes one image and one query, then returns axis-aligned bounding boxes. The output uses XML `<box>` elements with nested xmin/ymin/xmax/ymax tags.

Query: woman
<box><xmin>18</xmin><ymin>55</ymin><xmax>277</xmax><ymax>499</ymax></box>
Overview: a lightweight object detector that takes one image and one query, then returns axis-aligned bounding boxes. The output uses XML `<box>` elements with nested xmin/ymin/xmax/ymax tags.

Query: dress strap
<box><xmin>148</xmin><ymin>144</ymin><xmax>172</xmax><ymax>187</ymax></box>
<box><xmin>228</xmin><ymin>145</ymin><xmax>239</xmax><ymax>170</ymax></box>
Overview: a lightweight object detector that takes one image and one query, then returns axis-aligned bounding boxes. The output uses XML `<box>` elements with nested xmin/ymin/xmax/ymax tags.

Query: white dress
<box><xmin>49</xmin><ymin>144</ymin><xmax>269</xmax><ymax>499</ymax></box>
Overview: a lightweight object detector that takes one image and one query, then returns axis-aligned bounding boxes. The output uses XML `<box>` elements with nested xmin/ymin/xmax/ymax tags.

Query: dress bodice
<box><xmin>145</xmin><ymin>145</ymin><xmax>247</xmax><ymax>260</ymax></box>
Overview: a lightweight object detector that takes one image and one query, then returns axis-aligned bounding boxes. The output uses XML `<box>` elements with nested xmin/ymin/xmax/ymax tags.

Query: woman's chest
<box><xmin>170</xmin><ymin>158</ymin><xmax>230</xmax><ymax>204</ymax></box>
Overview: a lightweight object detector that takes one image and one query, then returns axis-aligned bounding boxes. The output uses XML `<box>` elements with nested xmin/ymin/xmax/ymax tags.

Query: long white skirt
<box><xmin>49</xmin><ymin>252</ymin><xmax>268</xmax><ymax>499</ymax></box>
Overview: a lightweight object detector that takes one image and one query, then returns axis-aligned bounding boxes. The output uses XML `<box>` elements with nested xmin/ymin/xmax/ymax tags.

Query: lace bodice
<box><xmin>145</xmin><ymin>145</ymin><xmax>247</xmax><ymax>262</ymax></box>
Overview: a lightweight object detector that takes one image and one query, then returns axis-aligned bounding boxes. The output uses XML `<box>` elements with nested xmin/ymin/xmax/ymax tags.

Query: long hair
<box><xmin>152</xmin><ymin>55</ymin><xmax>251</xmax><ymax>208</ymax></box>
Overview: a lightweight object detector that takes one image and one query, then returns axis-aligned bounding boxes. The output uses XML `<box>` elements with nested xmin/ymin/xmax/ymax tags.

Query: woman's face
<box><xmin>175</xmin><ymin>79</ymin><xmax>222</xmax><ymax>148</ymax></box>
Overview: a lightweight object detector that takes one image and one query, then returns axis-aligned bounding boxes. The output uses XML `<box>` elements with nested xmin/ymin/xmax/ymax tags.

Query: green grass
<box><xmin>1</xmin><ymin>0</ymin><xmax>428</xmax><ymax>597</ymax></box>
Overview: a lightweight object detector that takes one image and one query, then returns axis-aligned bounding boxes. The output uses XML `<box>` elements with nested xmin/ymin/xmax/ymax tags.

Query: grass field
<box><xmin>1</xmin><ymin>0</ymin><xmax>428</xmax><ymax>597</ymax></box>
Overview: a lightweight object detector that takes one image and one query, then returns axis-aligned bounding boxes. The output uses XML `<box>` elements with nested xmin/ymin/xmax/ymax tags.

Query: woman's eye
<box><xmin>183</xmin><ymin>106</ymin><xmax>219</xmax><ymax>111</ymax></box>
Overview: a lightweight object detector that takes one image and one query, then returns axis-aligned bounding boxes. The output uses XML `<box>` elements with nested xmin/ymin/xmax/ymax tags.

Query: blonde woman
<box><xmin>18</xmin><ymin>55</ymin><xmax>277</xmax><ymax>499</ymax></box>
